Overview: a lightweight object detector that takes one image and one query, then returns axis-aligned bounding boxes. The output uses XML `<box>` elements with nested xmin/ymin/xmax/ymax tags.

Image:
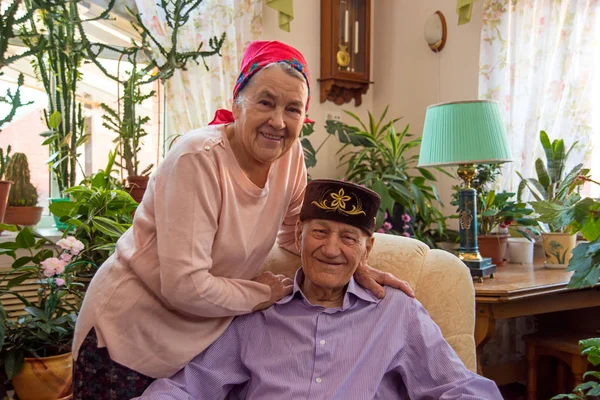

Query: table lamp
<box><xmin>418</xmin><ymin>100</ymin><xmax>512</xmax><ymax>281</ymax></box>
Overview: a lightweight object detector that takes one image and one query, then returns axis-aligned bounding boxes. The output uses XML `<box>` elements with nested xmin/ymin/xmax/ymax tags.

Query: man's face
<box><xmin>295</xmin><ymin>219</ymin><xmax>374</xmax><ymax>291</ymax></box>
<box><xmin>232</xmin><ymin>66</ymin><xmax>308</xmax><ymax>165</ymax></box>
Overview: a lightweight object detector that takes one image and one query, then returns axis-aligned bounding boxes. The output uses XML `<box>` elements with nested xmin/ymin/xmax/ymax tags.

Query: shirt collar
<box><xmin>276</xmin><ymin>268</ymin><xmax>380</xmax><ymax>310</ymax></box>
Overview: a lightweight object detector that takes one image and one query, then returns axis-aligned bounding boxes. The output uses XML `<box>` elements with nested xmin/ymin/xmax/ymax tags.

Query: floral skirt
<box><xmin>73</xmin><ymin>328</ymin><xmax>155</xmax><ymax>399</ymax></box>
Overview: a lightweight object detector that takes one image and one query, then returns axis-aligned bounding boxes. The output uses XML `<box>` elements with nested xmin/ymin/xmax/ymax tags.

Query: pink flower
<box><xmin>377</xmin><ymin>228</ymin><xmax>386</xmax><ymax>233</ymax></box>
<box><xmin>401</xmin><ymin>214</ymin><xmax>411</xmax><ymax>223</ymax></box>
<box><xmin>403</xmin><ymin>225</ymin><xmax>410</xmax><ymax>231</ymax></box>
<box><xmin>384</xmin><ymin>212</ymin><xmax>389</xmax><ymax>219</ymax></box>
<box><xmin>56</xmin><ymin>237</ymin><xmax>85</xmax><ymax>255</ymax></box>
<box><xmin>60</xmin><ymin>253</ymin><xmax>72</xmax><ymax>262</ymax></box>
<box><xmin>56</xmin><ymin>278</ymin><xmax>66</xmax><ymax>287</ymax></box>
<box><xmin>402</xmin><ymin>232</ymin><xmax>411</xmax><ymax>237</ymax></box>
<box><xmin>40</xmin><ymin>257</ymin><xmax>67</xmax><ymax>277</ymax></box>
<box><xmin>383</xmin><ymin>222</ymin><xmax>392</xmax><ymax>230</ymax></box>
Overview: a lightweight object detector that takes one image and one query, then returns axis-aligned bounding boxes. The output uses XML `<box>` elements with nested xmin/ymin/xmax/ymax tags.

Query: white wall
<box><xmin>373</xmin><ymin>0</ymin><xmax>483</xmax><ymax>218</ymax></box>
<box><xmin>262</xmin><ymin>1</ymin><xmax>484</xmax><ymax>217</ymax></box>
<box><xmin>262</xmin><ymin>2</ymin><xmax>376</xmax><ymax>179</ymax></box>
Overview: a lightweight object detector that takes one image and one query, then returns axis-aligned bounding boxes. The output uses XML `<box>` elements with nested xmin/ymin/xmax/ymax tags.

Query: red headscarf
<box><xmin>209</xmin><ymin>40</ymin><xmax>312</xmax><ymax>125</ymax></box>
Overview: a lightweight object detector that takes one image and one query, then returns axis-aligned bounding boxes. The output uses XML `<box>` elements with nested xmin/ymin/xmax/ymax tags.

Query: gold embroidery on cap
<box><xmin>311</xmin><ymin>188</ymin><xmax>367</xmax><ymax>216</ymax></box>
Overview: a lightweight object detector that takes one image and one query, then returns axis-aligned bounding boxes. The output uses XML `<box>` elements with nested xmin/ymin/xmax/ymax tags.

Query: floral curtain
<box><xmin>478</xmin><ymin>0</ymin><xmax>600</xmax><ymax>195</ymax></box>
<box><xmin>134</xmin><ymin>0</ymin><xmax>263</xmax><ymax>142</ymax></box>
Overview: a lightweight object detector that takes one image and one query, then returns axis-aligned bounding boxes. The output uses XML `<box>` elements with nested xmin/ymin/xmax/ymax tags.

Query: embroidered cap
<box><xmin>300</xmin><ymin>179</ymin><xmax>381</xmax><ymax>235</ymax></box>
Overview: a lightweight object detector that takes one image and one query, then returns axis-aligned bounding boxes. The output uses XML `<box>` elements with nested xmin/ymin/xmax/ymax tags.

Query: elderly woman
<box><xmin>72</xmin><ymin>41</ymin><xmax>412</xmax><ymax>399</ymax></box>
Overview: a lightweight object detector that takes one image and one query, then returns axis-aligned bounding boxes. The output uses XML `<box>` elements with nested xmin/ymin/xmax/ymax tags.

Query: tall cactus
<box><xmin>6</xmin><ymin>152</ymin><xmax>38</xmax><ymax>206</ymax></box>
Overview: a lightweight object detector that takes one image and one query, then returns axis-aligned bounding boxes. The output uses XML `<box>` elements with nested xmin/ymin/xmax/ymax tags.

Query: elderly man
<box><xmin>138</xmin><ymin>180</ymin><xmax>502</xmax><ymax>399</ymax></box>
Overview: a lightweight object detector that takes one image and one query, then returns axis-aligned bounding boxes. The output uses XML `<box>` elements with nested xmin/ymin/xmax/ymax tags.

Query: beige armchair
<box><xmin>259</xmin><ymin>232</ymin><xmax>477</xmax><ymax>372</ymax></box>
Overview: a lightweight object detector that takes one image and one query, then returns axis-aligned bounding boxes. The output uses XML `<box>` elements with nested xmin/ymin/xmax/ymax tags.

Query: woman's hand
<box><xmin>252</xmin><ymin>271</ymin><xmax>294</xmax><ymax>311</ymax></box>
<box><xmin>354</xmin><ymin>264</ymin><xmax>415</xmax><ymax>299</ymax></box>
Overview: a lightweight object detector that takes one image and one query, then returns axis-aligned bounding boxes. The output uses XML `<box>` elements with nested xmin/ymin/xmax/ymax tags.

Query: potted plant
<box><xmin>49</xmin><ymin>150</ymin><xmax>138</xmax><ymax>279</ymax></box>
<box><xmin>0</xmin><ymin>226</ymin><xmax>88</xmax><ymax>400</ymax></box>
<box><xmin>3</xmin><ymin>153</ymin><xmax>43</xmax><ymax>227</ymax></box>
<box><xmin>533</xmin><ymin>182</ymin><xmax>600</xmax><ymax>287</ymax></box>
<box><xmin>100</xmin><ymin>57</ymin><xmax>154</xmax><ymax>203</ymax></box>
<box><xmin>477</xmin><ymin>190</ymin><xmax>538</xmax><ymax>266</ymax></box>
<box><xmin>551</xmin><ymin>338</ymin><xmax>600</xmax><ymax>399</ymax></box>
<box><xmin>520</xmin><ymin>131</ymin><xmax>590</xmax><ymax>268</ymax></box>
<box><xmin>88</xmin><ymin>0</ymin><xmax>225</xmax><ymax>202</ymax></box>
<box><xmin>325</xmin><ymin>107</ymin><xmax>451</xmax><ymax>245</ymax></box>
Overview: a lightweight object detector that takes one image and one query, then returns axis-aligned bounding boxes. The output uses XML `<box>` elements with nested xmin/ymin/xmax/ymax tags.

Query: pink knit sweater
<box><xmin>72</xmin><ymin>125</ymin><xmax>306</xmax><ymax>378</ymax></box>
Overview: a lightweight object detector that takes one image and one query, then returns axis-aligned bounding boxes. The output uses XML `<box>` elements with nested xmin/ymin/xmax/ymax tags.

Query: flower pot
<box><xmin>478</xmin><ymin>234</ymin><xmax>509</xmax><ymax>266</ymax></box>
<box><xmin>127</xmin><ymin>175</ymin><xmax>149</xmax><ymax>203</ymax></box>
<box><xmin>49</xmin><ymin>197</ymin><xmax>74</xmax><ymax>232</ymax></box>
<box><xmin>4</xmin><ymin>206</ymin><xmax>44</xmax><ymax>227</ymax></box>
<box><xmin>0</xmin><ymin>180</ymin><xmax>12</xmax><ymax>234</ymax></box>
<box><xmin>542</xmin><ymin>232</ymin><xmax>577</xmax><ymax>269</ymax></box>
<box><xmin>507</xmin><ymin>237</ymin><xmax>534</xmax><ymax>264</ymax></box>
<box><xmin>12</xmin><ymin>352</ymin><xmax>73</xmax><ymax>400</ymax></box>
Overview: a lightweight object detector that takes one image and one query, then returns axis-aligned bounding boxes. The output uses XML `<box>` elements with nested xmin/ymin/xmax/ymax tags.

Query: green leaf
<box><xmin>551</xmin><ymin>139</ymin><xmax>566</xmax><ymax>182</ymax></box>
<box><xmin>418</xmin><ymin>168</ymin><xmax>436</xmax><ymax>181</ymax></box>
<box><xmin>49</xmin><ymin>200</ymin><xmax>76</xmax><ymax>217</ymax></box>
<box><xmin>12</xmin><ymin>256</ymin><xmax>32</xmax><ymax>269</ymax></box>
<box><xmin>566</xmin><ymin>239</ymin><xmax>600</xmax><ymax>288</ymax></box>
<box><xmin>4</xmin><ymin>349</ymin><xmax>24</xmax><ymax>380</ymax></box>
<box><xmin>48</xmin><ymin>111</ymin><xmax>62</xmax><ymax>130</ymax></box>
<box><xmin>371</xmin><ymin>181</ymin><xmax>394</xmax><ymax>215</ymax></box>
<box><xmin>549</xmin><ymin>394</ymin><xmax>584</xmax><ymax>400</ymax></box>
<box><xmin>573</xmin><ymin>381</ymin><xmax>597</xmax><ymax>392</ymax></box>
<box><xmin>583</xmin><ymin>370</ymin><xmax>600</xmax><ymax>380</ymax></box>
<box><xmin>535</xmin><ymin>158</ymin><xmax>551</xmax><ymax>189</ymax></box>
<box><xmin>92</xmin><ymin>216</ymin><xmax>127</xmax><ymax>237</ymax></box>
<box><xmin>0</xmin><ymin>223</ymin><xmax>18</xmax><ymax>232</ymax></box>
<box><xmin>15</xmin><ymin>227</ymin><xmax>35</xmax><ymax>249</ymax></box>
<box><xmin>587</xmin><ymin>385</ymin><xmax>600</xmax><ymax>396</ymax></box>
<box><xmin>24</xmin><ymin>306</ymin><xmax>48</xmax><ymax>321</ymax></box>
<box><xmin>6</xmin><ymin>273</ymin><xmax>31</xmax><ymax>289</ymax></box>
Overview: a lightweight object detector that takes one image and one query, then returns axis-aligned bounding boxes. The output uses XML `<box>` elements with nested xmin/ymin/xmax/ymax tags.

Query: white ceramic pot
<box><xmin>507</xmin><ymin>237</ymin><xmax>534</xmax><ymax>264</ymax></box>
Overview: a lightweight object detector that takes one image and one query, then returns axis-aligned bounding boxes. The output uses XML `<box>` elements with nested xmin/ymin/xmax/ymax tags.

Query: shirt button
<box><xmin>319</xmin><ymin>340</ymin><xmax>326</xmax><ymax>345</ymax></box>
<box><xmin>316</xmin><ymin>378</ymin><xmax>322</xmax><ymax>383</ymax></box>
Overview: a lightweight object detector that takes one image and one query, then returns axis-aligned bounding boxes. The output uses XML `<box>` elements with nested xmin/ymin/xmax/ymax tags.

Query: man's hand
<box><xmin>252</xmin><ymin>271</ymin><xmax>294</xmax><ymax>311</ymax></box>
<box><xmin>354</xmin><ymin>264</ymin><xmax>415</xmax><ymax>299</ymax></box>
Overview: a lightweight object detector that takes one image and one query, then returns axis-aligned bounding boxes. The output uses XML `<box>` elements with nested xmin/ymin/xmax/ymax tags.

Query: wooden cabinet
<box><xmin>319</xmin><ymin>0</ymin><xmax>371</xmax><ymax>106</ymax></box>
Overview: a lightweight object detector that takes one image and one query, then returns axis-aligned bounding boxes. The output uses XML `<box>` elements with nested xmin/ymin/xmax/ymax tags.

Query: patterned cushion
<box><xmin>259</xmin><ymin>233</ymin><xmax>476</xmax><ymax>372</ymax></box>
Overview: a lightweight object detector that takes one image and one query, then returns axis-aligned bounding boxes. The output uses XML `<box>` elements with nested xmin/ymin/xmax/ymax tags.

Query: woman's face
<box><xmin>232</xmin><ymin>66</ymin><xmax>308</xmax><ymax>165</ymax></box>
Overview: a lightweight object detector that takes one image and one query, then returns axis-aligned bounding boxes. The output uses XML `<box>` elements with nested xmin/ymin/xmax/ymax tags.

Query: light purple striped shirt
<box><xmin>138</xmin><ymin>270</ymin><xmax>502</xmax><ymax>399</ymax></box>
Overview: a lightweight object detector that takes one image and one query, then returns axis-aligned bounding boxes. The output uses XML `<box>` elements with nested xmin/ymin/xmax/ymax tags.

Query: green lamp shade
<box><xmin>418</xmin><ymin>100</ymin><xmax>512</xmax><ymax>167</ymax></box>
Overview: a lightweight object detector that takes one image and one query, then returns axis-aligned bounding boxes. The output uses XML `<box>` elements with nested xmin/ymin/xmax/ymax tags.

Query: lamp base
<box><xmin>463</xmin><ymin>257</ymin><xmax>496</xmax><ymax>282</ymax></box>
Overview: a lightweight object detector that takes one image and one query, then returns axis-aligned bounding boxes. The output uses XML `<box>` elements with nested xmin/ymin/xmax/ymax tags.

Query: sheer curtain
<box><xmin>134</xmin><ymin>0</ymin><xmax>263</xmax><ymax>141</ymax></box>
<box><xmin>479</xmin><ymin>0</ymin><xmax>600</xmax><ymax>196</ymax></box>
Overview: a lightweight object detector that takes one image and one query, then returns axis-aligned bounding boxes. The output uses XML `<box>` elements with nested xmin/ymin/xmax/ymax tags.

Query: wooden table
<box><xmin>474</xmin><ymin>261</ymin><xmax>600</xmax><ymax>376</ymax></box>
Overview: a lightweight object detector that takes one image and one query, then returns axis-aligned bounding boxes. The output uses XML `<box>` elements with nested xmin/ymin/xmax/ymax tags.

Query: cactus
<box><xmin>6</xmin><ymin>152</ymin><xmax>38</xmax><ymax>207</ymax></box>
<box><xmin>0</xmin><ymin>144</ymin><xmax>11</xmax><ymax>179</ymax></box>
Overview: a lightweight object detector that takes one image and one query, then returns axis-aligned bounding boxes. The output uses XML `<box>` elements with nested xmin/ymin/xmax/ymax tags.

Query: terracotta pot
<box><xmin>0</xmin><ymin>181</ymin><xmax>11</xmax><ymax>235</ymax></box>
<box><xmin>478</xmin><ymin>234</ymin><xmax>509</xmax><ymax>266</ymax></box>
<box><xmin>4</xmin><ymin>206</ymin><xmax>43</xmax><ymax>227</ymax></box>
<box><xmin>127</xmin><ymin>175</ymin><xmax>149</xmax><ymax>203</ymax></box>
<box><xmin>542</xmin><ymin>232</ymin><xmax>577</xmax><ymax>269</ymax></box>
<box><xmin>0</xmin><ymin>181</ymin><xmax>11</xmax><ymax>218</ymax></box>
<box><xmin>12</xmin><ymin>352</ymin><xmax>73</xmax><ymax>400</ymax></box>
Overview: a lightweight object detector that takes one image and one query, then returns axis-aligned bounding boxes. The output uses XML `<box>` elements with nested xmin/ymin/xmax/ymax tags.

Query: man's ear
<box><xmin>294</xmin><ymin>220</ymin><xmax>303</xmax><ymax>253</ymax></box>
<box><xmin>362</xmin><ymin>235</ymin><xmax>375</xmax><ymax>265</ymax></box>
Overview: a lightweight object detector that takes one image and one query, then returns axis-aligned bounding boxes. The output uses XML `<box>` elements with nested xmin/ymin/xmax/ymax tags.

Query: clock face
<box><xmin>337</xmin><ymin>44</ymin><xmax>350</xmax><ymax>68</ymax></box>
